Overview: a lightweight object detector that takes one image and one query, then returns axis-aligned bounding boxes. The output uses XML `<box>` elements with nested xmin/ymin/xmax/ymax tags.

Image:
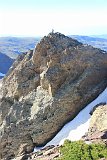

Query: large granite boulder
<box><xmin>1</xmin><ymin>32</ymin><xmax>107</xmax><ymax>159</ymax></box>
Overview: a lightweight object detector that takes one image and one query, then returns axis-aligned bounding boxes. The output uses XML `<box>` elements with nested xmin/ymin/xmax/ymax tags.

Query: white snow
<box><xmin>34</xmin><ymin>88</ymin><xmax>107</xmax><ymax>152</ymax></box>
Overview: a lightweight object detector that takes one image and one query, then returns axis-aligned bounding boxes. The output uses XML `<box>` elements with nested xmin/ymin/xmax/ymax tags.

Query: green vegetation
<box><xmin>58</xmin><ymin>140</ymin><xmax>107</xmax><ymax>160</ymax></box>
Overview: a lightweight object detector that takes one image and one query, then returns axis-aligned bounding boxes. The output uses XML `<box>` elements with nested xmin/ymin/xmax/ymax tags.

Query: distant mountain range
<box><xmin>70</xmin><ymin>35</ymin><xmax>107</xmax><ymax>51</ymax></box>
<box><xmin>0</xmin><ymin>37</ymin><xmax>41</xmax><ymax>78</ymax></box>
<box><xmin>0</xmin><ymin>52</ymin><xmax>14</xmax><ymax>78</ymax></box>
<box><xmin>0</xmin><ymin>72</ymin><xmax>5</xmax><ymax>79</ymax></box>
<box><xmin>0</xmin><ymin>37</ymin><xmax>40</xmax><ymax>59</ymax></box>
<box><xmin>92</xmin><ymin>34</ymin><xmax>107</xmax><ymax>39</ymax></box>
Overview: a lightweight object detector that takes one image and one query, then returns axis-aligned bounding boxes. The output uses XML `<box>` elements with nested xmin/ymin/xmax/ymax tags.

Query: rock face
<box><xmin>83</xmin><ymin>104</ymin><xmax>107</xmax><ymax>143</ymax></box>
<box><xmin>1</xmin><ymin>32</ymin><xmax>107</xmax><ymax>159</ymax></box>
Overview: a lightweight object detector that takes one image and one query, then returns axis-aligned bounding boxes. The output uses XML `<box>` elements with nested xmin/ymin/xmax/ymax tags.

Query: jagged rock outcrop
<box><xmin>83</xmin><ymin>104</ymin><xmax>107</xmax><ymax>143</ymax></box>
<box><xmin>1</xmin><ymin>32</ymin><xmax>107</xmax><ymax>159</ymax></box>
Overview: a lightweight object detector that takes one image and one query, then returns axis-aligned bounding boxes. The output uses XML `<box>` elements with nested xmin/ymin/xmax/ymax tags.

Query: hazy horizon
<box><xmin>0</xmin><ymin>34</ymin><xmax>107</xmax><ymax>38</ymax></box>
<box><xmin>1</xmin><ymin>0</ymin><xmax>107</xmax><ymax>37</ymax></box>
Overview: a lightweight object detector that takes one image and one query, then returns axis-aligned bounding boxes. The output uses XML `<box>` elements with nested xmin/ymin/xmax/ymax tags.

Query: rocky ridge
<box><xmin>1</xmin><ymin>32</ymin><xmax>107</xmax><ymax>159</ymax></box>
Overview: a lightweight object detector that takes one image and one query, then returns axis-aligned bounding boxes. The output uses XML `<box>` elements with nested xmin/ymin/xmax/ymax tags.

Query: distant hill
<box><xmin>0</xmin><ymin>72</ymin><xmax>5</xmax><ymax>79</ymax></box>
<box><xmin>70</xmin><ymin>35</ymin><xmax>107</xmax><ymax>51</ymax></box>
<box><xmin>0</xmin><ymin>37</ymin><xmax>41</xmax><ymax>59</ymax></box>
<box><xmin>92</xmin><ymin>34</ymin><xmax>107</xmax><ymax>39</ymax></box>
<box><xmin>0</xmin><ymin>52</ymin><xmax>14</xmax><ymax>77</ymax></box>
<box><xmin>0</xmin><ymin>37</ymin><xmax>41</xmax><ymax>78</ymax></box>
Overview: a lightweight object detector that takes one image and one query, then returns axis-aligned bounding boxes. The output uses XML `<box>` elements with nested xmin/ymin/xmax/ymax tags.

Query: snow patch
<box><xmin>34</xmin><ymin>88</ymin><xmax>107</xmax><ymax>152</ymax></box>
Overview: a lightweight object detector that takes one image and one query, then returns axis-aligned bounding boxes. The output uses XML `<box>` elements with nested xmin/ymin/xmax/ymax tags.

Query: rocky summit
<box><xmin>1</xmin><ymin>32</ymin><xmax>107</xmax><ymax>159</ymax></box>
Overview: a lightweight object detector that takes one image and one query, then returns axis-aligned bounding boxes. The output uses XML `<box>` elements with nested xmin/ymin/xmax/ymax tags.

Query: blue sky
<box><xmin>0</xmin><ymin>0</ymin><xmax>107</xmax><ymax>36</ymax></box>
<box><xmin>1</xmin><ymin>0</ymin><xmax>107</xmax><ymax>10</ymax></box>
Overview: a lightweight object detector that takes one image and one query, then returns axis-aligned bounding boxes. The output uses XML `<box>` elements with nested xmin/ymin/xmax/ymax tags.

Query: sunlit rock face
<box><xmin>1</xmin><ymin>32</ymin><xmax>107</xmax><ymax>159</ymax></box>
<box><xmin>83</xmin><ymin>103</ymin><xmax>107</xmax><ymax>143</ymax></box>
